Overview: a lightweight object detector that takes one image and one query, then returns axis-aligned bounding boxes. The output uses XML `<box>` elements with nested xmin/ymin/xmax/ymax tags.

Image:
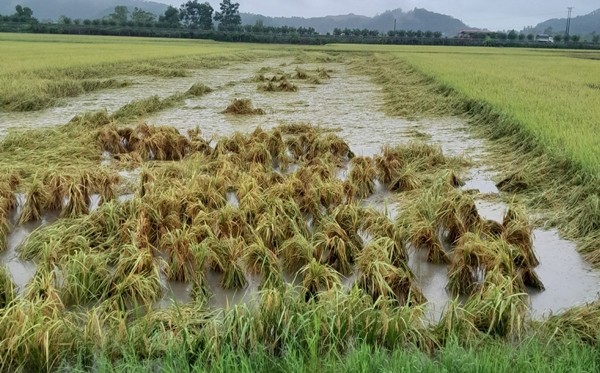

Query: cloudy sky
<box><xmin>163</xmin><ymin>0</ymin><xmax>597</xmax><ymax>30</ymax></box>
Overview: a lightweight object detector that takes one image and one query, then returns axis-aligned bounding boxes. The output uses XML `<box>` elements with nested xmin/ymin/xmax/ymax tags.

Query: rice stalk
<box><xmin>109</xmin><ymin>244</ymin><xmax>162</xmax><ymax>308</ymax></box>
<box><xmin>502</xmin><ymin>205</ymin><xmax>538</xmax><ymax>267</ymax></box>
<box><xmin>314</xmin><ymin>216</ymin><xmax>360</xmax><ymax>275</ymax></box>
<box><xmin>362</xmin><ymin>210</ymin><xmax>407</xmax><ymax>266</ymax></box>
<box><xmin>59</xmin><ymin>250</ymin><xmax>111</xmax><ymax>305</ymax></box>
<box><xmin>62</xmin><ymin>176</ymin><xmax>90</xmax><ymax>218</ymax></box>
<box><xmin>18</xmin><ymin>177</ymin><xmax>47</xmax><ymax>225</ymax></box>
<box><xmin>300</xmin><ymin>258</ymin><xmax>341</xmax><ymax>300</ymax></box>
<box><xmin>258</xmin><ymin>79</ymin><xmax>298</xmax><ymax>92</ymax></box>
<box><xmin>389</xmin><ymin>165</ymin><xmax>423</xmax><ymax>192</ymax></box>
<box><xmin>0</xmin><ymin>298</ymin><xmax>76</xmax><ymax>371</ymax></box>
<box><xmin>463</xmin><ymin>271</ymin><xmax>529</xmax><ymax>337</ymax></box>
<box><xmin>245</xmin><ymin>235</ymin><xmax>284</xmax><ymax>290</ymax></box>
<box><xmin>160</xmin><ymin>226</ymin><xmax>197</xmax><ymax>282</ymax></box>
<box><xmin>186</xmin><ymin>83</ymin><xmax>213</xmax><ymax>97</ymax></box>
<box><xmin>24</xmin><ymin>268</ymin><xmax>64</xmax><ymax>307</ymax></box>
<box><xmin>220</xmin><ymin>237</ymin><xmax>248</xmax><ymax>290</ymax></box>
<box><xmin>437</xmin><ymin>191</ymin><xmax>481</xmax><ymax>245</ymax></box>
<box><xmin>222</xmin><ymin>98</ymin><xmax>265</xmax><ymax>115</ymax></box>
<box><xmin>349</xmin><ymin>156</ymin><xmax>377</xmax><ymax>199</ymax></box>
<box><xmin>189</xmin><ymin>243</ymin><xmax>211</xmax><ymax>301</ymax></box>
<box><xmin>447</xmin><ymin>232</ymin><xmax>492</xmax><ymax>295</ymax></box>
<box><xmin>280</xmin><ymin>233</ymin><xmax>315</xmax><ymax>273</ymax></box>
<box><xmin>0</xmin><ymin>266</ymin><xmax>15</xmax><ymax>308</ymax></box>
<box><xmin>0</xmin><ymin>182</ymin><xmax>17</xmax><ymax>212</ymax></box>
<box><xmin>41</xmin><ymin>169</ymin><xmax>68</xmax><ymax>211</ymax></box>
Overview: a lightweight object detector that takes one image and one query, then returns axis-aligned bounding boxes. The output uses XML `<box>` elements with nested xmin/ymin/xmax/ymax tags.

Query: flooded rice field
<box><xmin>2</xmin><ymin>57</ymin><xmax>598</xmax><ymax>320</ymax></box>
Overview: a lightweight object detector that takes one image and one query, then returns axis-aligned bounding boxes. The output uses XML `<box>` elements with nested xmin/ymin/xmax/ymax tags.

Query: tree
<box><xmin>527</xmin><ymin>33</ymin><xmax>534</xmax><ymax>41</ymax></box>
<box><xmin>593</xmin><ymin>34</ymin><xmax>600</xmax><ymax>44</ymax></box>
<box><xmin>197</xmin><ymin>2</ymin><xmax>214</xmax><ymax>30</ymax></box>
<box><xmin>58</xmin><ymin>15</ymin><xmax>72</xmax><ymax>25</ymax></box>
<box><xmin>180</xmin><ymin>1</ymin><xmax>213</xmax><ymax>30</ymax></box>
<box><xmin>159</xmin><ymin>6</ymin><xmax>180</xmax><ymax>27</ymax></box>
<box><xmin>251</xmin><ymin>20</ymin><xmax>265</xmax><ymax>33</ymax></box>
<box><xmin>109</xmin><ymin>6</ymin><xmax>129</xmax><ymax>25</ymax></box>
<box><xmin>11</xmin><ymin>5</ymin><xmax>36</xmax><ymax>22</ymax></box>
<box><xmin>131</xmin><ymin>7</ymin><xmax>155</xmax><ymax>25</ymax></box>
<box><xmin>15</xmin><ymin>5</ymin><xmax>33</xmax><ymax>19</ymax></box>
<box><xmin>518</xmin><ymin>33</ymin><xmax>525</xmax><ymax>41</ymax></box>
<box><xmin>214</xmin><ymin>0</ymin><xmax>241</xmax><ymax>30</ymax></box>
<box><xmin>507</xmin><ymin>30</ymin><xmax>518</xmax><ymax>40</ymax></box>
<box><xmin>554</xmin><ymin>34</ymin><xmax>562</xmax><ymax>42</ymax></box>
<box><xmin>571</xmin><ymin>34</ymin><xmax>580</xmax><ymax>42</ymax></box>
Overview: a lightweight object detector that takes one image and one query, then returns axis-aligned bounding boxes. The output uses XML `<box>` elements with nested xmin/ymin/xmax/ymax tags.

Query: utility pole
<box><xmin>566</xmin><ymin>7</ymin><xmax>573</xmax><ymax>37</ymax></box>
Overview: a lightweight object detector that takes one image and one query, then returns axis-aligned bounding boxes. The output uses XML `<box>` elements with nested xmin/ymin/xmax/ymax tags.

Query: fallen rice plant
<box><xmin>0</xmin><ymin>120</ymin><xmax>557</xmax><ymax>369</ymax></box>
<box><xmin>222</xmin><ymin>98</ymin><xmax>265</xmax><ymax>115</ymax></box>
<box><xmin>0</xmin><ymin>266</ymin><xmax>15</xmax><ymax>308</ymax></box>
<box><xmin>348</xmin><ymin>156</ymin><xmax>377</xmax><ymax>199</ymax></box>
<box><xmin>258</xmin><ymin>79</ymin><xmax>299</xmax><ymax>92</ymax></box>
<box><xmin>18</xmin><ymin>176</ymin><xmax>46</xmax><ymax>225</ymax></box>
<box><xmin>185</xmin><ymin>83</ymin><xmax>213</xmax><ymax>97</ymax></box>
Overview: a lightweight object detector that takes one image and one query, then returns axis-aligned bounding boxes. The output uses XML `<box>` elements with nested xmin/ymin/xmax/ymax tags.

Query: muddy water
<box><xmin>476</xmin><ymin>200</ymin><xmax>600</xmax><ymax>318</ymax></box>
<box><xmin>0</xmin><ymin>63</ymin><xmax>262</xmax><ymax>136</ymax></box>
<box><xmin>1</xmin><ymin>199</ymin><xmax>60</xmax><ymax>294</ymax></box>
<box><xmin>2</xmin><ymin>57</ymin><xmax>598</xmax><ymax>317</ymax></box>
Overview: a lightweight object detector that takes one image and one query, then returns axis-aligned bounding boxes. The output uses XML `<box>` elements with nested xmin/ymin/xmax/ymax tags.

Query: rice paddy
<box><xmin>0</xmin><ymin>34</ymin><xmax>599</xmax><ymax>370</ymax></box>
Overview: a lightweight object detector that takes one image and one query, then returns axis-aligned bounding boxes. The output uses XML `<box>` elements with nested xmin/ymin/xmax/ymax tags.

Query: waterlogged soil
<box><xmin>2</xmin><ymin>57</ymin><xmax>599</xmax><ymax>318</ymax></box>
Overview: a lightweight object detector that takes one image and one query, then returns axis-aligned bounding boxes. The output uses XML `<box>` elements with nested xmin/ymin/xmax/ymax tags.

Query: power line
<box><xmin>566</xmin><ymin>7</ymin><xmax>573</xmax><ymax>36</ymax></box>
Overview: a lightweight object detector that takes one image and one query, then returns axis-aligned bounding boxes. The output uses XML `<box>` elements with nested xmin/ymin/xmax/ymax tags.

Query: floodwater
<box><xmin>1</xmin><ymin>58</ymin><xmax>598</xmax><ymax>318</ymax></box>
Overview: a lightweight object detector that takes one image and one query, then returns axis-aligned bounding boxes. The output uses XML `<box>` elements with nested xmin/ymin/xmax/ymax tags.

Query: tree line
<box><xmin>1</xmin><ymin>3</ymin><xmax>598</xmax><ymax>48</ymax></box>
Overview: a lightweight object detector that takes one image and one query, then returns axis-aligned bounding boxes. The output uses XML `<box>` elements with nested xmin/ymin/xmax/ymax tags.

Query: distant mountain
<box><xmin>0</xmin><ymin>0</ymin><xmax>168</xmax><ymax>21</ymax></box>
<box><xmin>0</xmin><ymin>1</ymin><xmax>468</xmax><ymax>35</ymax></box>
<box><xmin>529</xmin><ymin>8</ymin><xmax>600</xmax><ymax>35</ymax></box>
<box><xmin>242</xmin><ymin>8</ymin><xmax>469</xmax><ymax>35</ymax></box>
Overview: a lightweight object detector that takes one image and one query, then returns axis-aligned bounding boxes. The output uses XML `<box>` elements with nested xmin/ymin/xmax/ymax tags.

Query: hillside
<box><xmin>0</xmin><ymin>0</ymin><xmax>168</xmax><ymax>21</ymax></box>
<box><xmin>242</xmin><ymin>8</ymin><xmax>468</xmax><ymax>35</ymax></box>
<box><xmin>529</xmin><ymin>8</ymin><xmax>600</xmax><ymax>35</ymax></box>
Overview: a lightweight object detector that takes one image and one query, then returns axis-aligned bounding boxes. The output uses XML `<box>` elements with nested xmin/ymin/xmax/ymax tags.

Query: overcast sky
<box><xmin>162</xmin><ymin>0</ymin><xmax>597</xmax><ymax>30</ymax></box>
